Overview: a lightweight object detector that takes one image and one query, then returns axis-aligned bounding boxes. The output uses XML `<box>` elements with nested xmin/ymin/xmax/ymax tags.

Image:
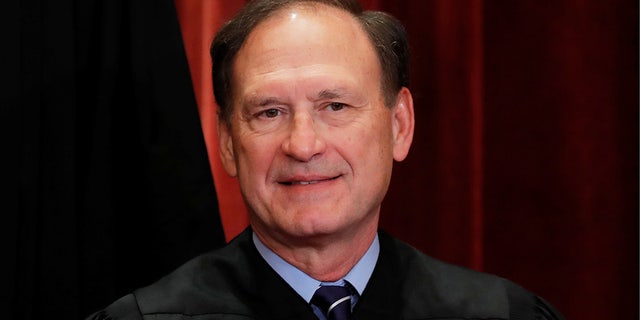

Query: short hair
<box><xmin>210</xmin><ymin>0</ymin><xmax>410</xmax><ymax>124</ymax></box>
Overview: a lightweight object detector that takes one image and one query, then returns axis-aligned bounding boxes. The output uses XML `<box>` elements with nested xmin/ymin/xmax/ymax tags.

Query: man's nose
<box><xmin>281</xmin><ymin>112</ymin><xmax>326</xmax><ymax>162</ymax></box>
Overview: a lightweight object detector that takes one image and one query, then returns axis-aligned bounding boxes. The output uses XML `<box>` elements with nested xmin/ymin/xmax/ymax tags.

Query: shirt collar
<box><xmin>252</xmin><ymin>232</ymin><xmax>380</xmax><ymax>303</ymax></box>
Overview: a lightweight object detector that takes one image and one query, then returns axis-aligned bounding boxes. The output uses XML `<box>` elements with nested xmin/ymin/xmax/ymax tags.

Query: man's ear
<box><xmin>391</xmin><ymin>87</ymin><xmax>415</xmax><ymax>162</ymax></box>
<box><xmin>216</xmin><ymin>114</ymin><xmax>238</xmax><ymax>177</ymax></box>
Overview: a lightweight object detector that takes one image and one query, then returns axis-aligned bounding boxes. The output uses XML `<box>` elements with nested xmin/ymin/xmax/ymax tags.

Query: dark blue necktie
<box><xmin>310</xmin><ymin>285</ymin><xmax>352</xmax><ymax>320</ymax></box>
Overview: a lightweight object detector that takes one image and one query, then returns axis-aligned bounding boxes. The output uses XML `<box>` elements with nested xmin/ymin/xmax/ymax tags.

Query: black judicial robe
<box><xmin>88</xmin><ymin>228</ymin><xmax>564</xmax><ymax>320</ymax></box>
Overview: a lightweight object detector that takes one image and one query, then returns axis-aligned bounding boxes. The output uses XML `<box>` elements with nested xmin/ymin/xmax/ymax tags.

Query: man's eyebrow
<box><xmin>317</xmin><ymin>88</ymin><xmax>346</xmax><ymax>100</ymax></box>
<box><xmin>245</xmin><ymin>96</ymin><xmax>282</xmax><ymax>107</ymax></box>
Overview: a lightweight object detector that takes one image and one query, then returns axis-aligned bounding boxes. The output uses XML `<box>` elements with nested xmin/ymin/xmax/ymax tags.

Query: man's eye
<box><xmin>328</xmin><ymin>102</ymin><xmax>346</xmax><ymax>111</ymax></box>
<box><xmin>262</xmin><ymin>109</ymin><xmax>280</xmax><ymax>118</ymax></box>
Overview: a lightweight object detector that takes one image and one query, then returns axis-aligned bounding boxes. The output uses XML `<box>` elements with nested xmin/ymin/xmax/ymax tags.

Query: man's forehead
<box><xmin>264</xmin><ymin>2</ymin><xmax>356</xmax><ymax>21</ymax></box>
<box><xmin>246</xmin><ymin>2</ymin><xmax>364</xmax><ymax>42</ymax></box>
<box><xmin>234</xmin><ymin>4</ymin><xmax>376</xmax><ymax>74</ymax></box>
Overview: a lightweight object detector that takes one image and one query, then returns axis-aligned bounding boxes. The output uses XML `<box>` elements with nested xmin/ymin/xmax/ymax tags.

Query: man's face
<box><xmin>218</xmin><ymin>4</ymin><xmax>413</xmax><ymax>244</ymax></box>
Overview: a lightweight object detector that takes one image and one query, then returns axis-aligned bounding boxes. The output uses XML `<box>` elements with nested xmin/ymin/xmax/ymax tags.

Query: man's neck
<box><xmin>252</xmin><ymin>231</ymin><xmax>379</xmax><ymax>304</ymax></box>
<box><xmin>252</xmin><ymin>223</ymin><xmax>378</xmax><ymax>281</ymax></box>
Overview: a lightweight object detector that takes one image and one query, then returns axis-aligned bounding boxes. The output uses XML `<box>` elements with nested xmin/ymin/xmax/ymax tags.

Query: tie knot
<box><xmin>311</xmin><ymin>285</ymin><xmax>353</xmax><ymax>320</ymax></box>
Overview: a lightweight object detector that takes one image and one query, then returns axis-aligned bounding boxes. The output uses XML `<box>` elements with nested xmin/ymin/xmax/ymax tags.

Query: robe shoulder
<box><xmin>379</xmin><ymin>231</ymin><xmax>565</xmax><ymax>320</ymax></box>
<box><xmin>85</xmin><ymin>293</ymin><xmax>142</xmax><ymax>320</ymax></box>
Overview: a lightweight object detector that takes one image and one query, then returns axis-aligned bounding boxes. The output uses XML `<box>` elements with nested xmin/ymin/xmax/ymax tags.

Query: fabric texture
<box><xmin>86</xmin><ymin>228</ymin><xmax>564</xmax><ymax>320</ymax></box>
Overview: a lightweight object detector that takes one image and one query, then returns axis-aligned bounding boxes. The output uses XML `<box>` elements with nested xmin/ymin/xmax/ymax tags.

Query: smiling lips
<box><xmin>278</xmin><ymin>175</ymin><xmax>341</xmax><ymax>186</ymax></box>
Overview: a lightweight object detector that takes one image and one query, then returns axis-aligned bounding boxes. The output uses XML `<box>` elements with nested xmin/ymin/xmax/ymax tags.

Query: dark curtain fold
<box><xmin>482</xmin><ymin>1</ymin><xmax>638</xmax><ymax>318</ymax></box>
<box><xmin>377</xmin><ymin>1</ymin><xmax>637</xmax><ymax>319</ymax></box>
<box><xmin>6</xmin><ymin>0</ymin><xmax>225</xmax><ymax>318</ymax></box>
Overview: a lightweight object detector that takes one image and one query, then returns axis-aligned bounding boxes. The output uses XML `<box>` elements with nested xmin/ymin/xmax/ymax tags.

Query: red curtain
<box><xmin>175</xmin><ymin>1</ymin><xmax>638</xmax><ymax>319</ymax></box>
<box><xmin>176</xmin><ymin>0</ymin><xmax>249</xmax><ymax>239</ymax></box>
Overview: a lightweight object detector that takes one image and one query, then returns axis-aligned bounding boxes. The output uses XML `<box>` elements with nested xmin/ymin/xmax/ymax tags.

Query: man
<box><xmin>88</xmin><ymin>0</ymin><xmax>564</xmax><ymax>319</ymax></box>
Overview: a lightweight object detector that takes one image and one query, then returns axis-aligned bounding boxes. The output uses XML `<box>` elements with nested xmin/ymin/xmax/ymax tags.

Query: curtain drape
<box><xmin>175</xmin><ymin>0</ymin><xmax>249</xmax><ymax>241</ymax></box>
<box><xmin>7</xmin><ymin>0</ymin><xmax>226</xmax><ymax>318</ymax></box>
<box><xmin>174</xmin><ymin>1</ymin><xmax>638</xmax><ymax>319</ymax></box>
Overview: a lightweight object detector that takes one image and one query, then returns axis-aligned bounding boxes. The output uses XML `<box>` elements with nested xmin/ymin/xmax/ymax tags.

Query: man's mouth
<box><xmin>279</xmin><ymin>175</ymin><xmax>341</xmax><ymax>186</ymax></box>
<box><xmin>291</xmin><ymin>180</ymin><xmax>319</xmax><ymax>185</ymax></box>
